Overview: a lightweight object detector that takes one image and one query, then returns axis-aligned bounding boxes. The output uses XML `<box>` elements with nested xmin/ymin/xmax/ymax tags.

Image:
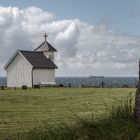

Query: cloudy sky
<box><xmin>0</xmin><ymin>0</ymin><xmax>140</xmax><ymax>77</ymax></box>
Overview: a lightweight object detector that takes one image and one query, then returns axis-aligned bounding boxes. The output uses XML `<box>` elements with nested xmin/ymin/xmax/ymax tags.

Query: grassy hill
<box><xmin>0</xmin><ymin>88</ymin><xmax>136</xmax><ymax>139</ymax></box>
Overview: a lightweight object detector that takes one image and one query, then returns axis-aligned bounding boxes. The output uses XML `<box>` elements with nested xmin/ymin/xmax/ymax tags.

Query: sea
<box><xmin>0</xmin><ymin>77</ymin><xmax>138</xmax><ymax>88</ymax></box>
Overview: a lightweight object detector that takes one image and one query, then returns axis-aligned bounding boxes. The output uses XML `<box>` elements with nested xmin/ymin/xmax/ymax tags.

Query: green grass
<box><xmin>25</xmin><ymin>92</ymin><xmax>140</xmax><ymax>140</ymax></box>
<box><xmin>0</xmin><ymin>88</ymin><xmax>136</xmax><ymax>139</ymax></box>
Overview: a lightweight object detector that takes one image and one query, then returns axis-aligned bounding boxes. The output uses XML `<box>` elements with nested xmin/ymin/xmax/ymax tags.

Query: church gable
<box><xmin>35</xmin><ymin>41</ymin><xmax>49</xmax><ymax>52</ymax></box>
<box><xmin>35</xmin><ymin>33</ymin><xmax>57</xmax><ymax>52</ymax></box>
<box><xmin>35</xmin><ymin>41</ymin><xmax>57</xmax><ymax>52</ymax></box>
<box><xmin>6</xmin><ymin>52</ymin><xmax>32</xmax><ymax>87</ymax></box>
<box><xmin>4</xmin><ymin>50</ymin><xmax>32</xmax><ymax>70</ymax></box>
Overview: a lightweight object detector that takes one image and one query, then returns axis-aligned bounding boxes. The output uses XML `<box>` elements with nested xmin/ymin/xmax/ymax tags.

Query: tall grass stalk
<box><xmin>110</xmin><ymin>92</ymin><xmax>134</xmax><ymax>120</ymax></box>
<box><xmin>22</xmin><ymin>93</ymin><xmax>140</xmax><ymax>140</ymax></box>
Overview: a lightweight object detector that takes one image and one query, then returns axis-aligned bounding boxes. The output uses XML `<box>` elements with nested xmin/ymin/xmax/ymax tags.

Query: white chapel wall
<box><xmin>33</xmin><ymin>69</ymin><xmax>55</xmax><ymax>85</ymax></box>
<box><xmin>6</xmin><ymin>54</ymin><xmax>32</xmax><ymax>87</ymax></box>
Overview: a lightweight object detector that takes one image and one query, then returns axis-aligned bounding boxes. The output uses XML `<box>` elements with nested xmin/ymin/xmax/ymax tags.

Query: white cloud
<box><xmin>0</xmin><ymin>6</ymin><xmax>140</xmax><ymax>77</ymax></box>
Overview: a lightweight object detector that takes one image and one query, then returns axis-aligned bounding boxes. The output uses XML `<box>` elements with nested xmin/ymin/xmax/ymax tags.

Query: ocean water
<box><xmin>0</xmin><ymin>77</ymin><xmax>7</xmax><ymax>86</ymax></box>
<box><xmin>56</xmin><ymin>77</ymin><xmax>138</xmax><ymax>87</ymax></box>
<box><xmin>0</xmin><ymin>77</ymin><xmax>138</xmax><ymax>88</ymax></box>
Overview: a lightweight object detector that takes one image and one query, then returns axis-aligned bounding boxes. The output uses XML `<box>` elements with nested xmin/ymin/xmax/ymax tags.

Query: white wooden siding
<box><xmin>6</xmin><ymin>54</ymin><xmax>32</xmax><ymax>87</ymax></box>
<box><xmin>43</xmin><ymin>51</ymin><xmax>54</xmax><ymax>62</ymax></box>
<box><xmin>36</xmin><ymin>43</ymin><xmax>49</xmax><ymax>51</ymax></box>
<box><xmin>33</xmin><ymin>69</ymin><xmax>55</xmax><ymax>85</ymax></box>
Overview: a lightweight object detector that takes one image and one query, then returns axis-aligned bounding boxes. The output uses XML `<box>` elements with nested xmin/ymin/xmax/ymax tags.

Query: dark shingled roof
<box><xmin>34</xmin><ymin>41</ymin><xmax>57</xmax><ymax>52</ymax></box>
<box><xmin>19</xmin><ymin>50</ymin><xmax>57</xmax><ymax>69</ymax></box>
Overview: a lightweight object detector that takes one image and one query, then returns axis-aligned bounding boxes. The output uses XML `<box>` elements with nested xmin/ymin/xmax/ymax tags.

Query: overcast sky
<box><xmin>0</xmin><ymin>0</ymin><xmax>140</xmax><ymax>77</ymax></box>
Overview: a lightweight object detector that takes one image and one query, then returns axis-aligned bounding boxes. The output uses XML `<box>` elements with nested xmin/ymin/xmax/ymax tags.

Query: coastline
<box><xmin>1</xmin><ymin>77</ymin><xmax>138</xmax><ymax>88</ymax></box>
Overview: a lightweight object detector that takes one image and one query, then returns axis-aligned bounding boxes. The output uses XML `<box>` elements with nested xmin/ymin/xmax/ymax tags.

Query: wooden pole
<box><xmin>138</xmin><ymin>59</ymin><xmax>140</xmax><ymax>83</ymax></box>
<box><xmin>133</xmin><ymin>59</ymin><xmax>140</xmax><ymax>120</ymax></box>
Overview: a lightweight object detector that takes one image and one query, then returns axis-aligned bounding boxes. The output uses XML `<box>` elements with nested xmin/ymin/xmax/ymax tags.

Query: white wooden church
<box><xmin>4</xmin><ymin>34</ymin><xmax>57</xmax><ymax>87</ymax></box>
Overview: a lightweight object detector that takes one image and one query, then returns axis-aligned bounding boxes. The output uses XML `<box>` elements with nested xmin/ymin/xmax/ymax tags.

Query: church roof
<box><xmin>20</xmin><ymin>50</ymin><xmax>57</xmax><ymax>69</ymax></box>
<box><xmin>34</xmin><ymin>41</ymin><xmax>57</xmax><ymax>52</ymax></box>
<box><xmin>5</xmin><ymin>34</ymin><xmax>57</xmax><ymax>69</ymax></box>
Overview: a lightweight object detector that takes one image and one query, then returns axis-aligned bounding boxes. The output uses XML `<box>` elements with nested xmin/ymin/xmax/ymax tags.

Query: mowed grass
<box><xmin>0</xmin><ymin>87</ymin><xmax>136</xmax><ymax>138</ymax></box>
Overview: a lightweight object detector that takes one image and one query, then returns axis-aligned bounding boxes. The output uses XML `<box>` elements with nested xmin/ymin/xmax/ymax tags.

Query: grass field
<box><xmin>0</xmin><ymin>87</ymin><xmax>136</xmax><ymax>139</ymax></box>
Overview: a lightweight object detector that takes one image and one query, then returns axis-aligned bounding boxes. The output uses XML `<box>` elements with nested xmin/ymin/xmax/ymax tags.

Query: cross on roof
<box><xmin>44</xmin><ymin>33</ymin><xmax>48</xmax><ymax>42</ymax></box>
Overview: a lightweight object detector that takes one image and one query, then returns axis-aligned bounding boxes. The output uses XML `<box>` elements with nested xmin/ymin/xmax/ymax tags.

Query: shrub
<box><xmin>33</xmin><ymin>85</ymin><xmax>40</xmax><ymax>89</ymax></box>
<box><xmin>1</xmin><ymin>85</ymin><xmax>4</xmax><ymax>90</ymax></box>
<box><xmin>58</xmin><ymin>83</ymin><xmax>64</xmax><ymax>87</ymax></box>
<box><xmin>22</xmin><ymin>85</ymin><xmax>27</xmax><ymax>90</ymax></box>
<box><xmin>122</xmin><ymin>84</ymin><xmax>129</xmax><ymax>88</ymax></box>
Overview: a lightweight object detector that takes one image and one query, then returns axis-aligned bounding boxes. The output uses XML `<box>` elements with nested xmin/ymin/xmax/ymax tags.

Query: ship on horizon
<box><xmin>89</xmin><ymin>76</ymin><xmax>105</xmax><ymax>78</ymax></box>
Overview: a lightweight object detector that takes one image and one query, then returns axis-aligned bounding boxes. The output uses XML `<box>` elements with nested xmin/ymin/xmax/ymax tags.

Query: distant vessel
<box><xmin>89</xmin><ymin>76</ymin><xmax>105</xmax><ymax>78</ymax></box>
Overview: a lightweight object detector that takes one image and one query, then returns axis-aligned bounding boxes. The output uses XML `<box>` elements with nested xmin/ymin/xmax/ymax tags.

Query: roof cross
<box><xmin>44</xmin><ymin>33</ymin><xmax>48</xmax><ymax>42</ymax></box>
